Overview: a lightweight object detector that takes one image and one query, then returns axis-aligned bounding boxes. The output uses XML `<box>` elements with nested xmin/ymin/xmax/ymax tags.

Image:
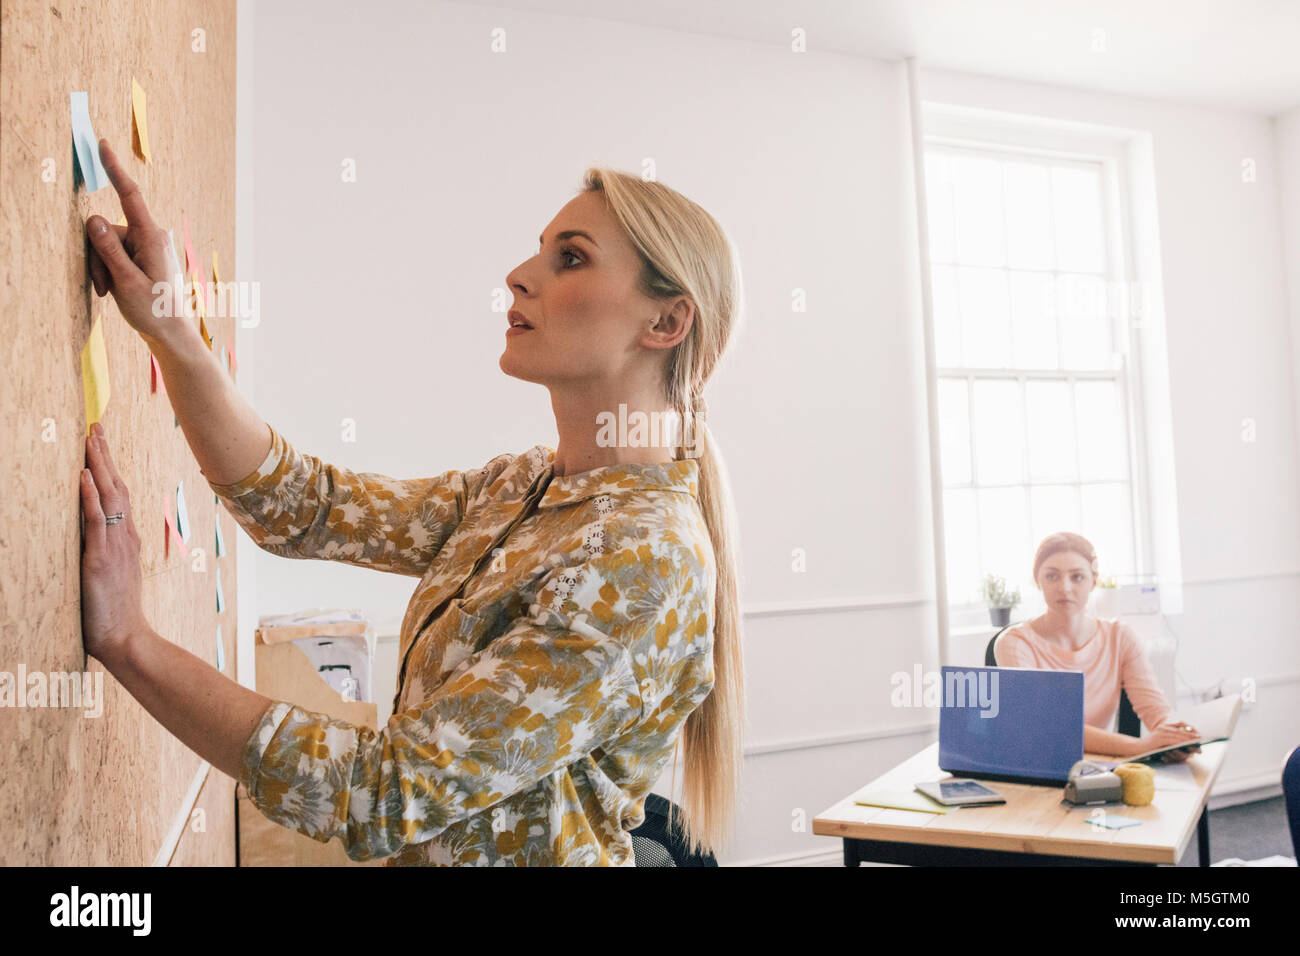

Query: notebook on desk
<box><xmin>937</xmin><ymin>665</ymin><xmax>1084</xmax><ymax>786</ymax></box>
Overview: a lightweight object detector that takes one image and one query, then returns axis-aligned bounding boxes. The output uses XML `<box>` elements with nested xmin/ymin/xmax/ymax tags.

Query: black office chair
<box><xmin>629</xmin><ymin>793</ymin><xmax>718</xmax><ymax>867</ymax></box>
<box><xmin>1283</xmin><ymin>745</ymin><xmax>1300</xmax><ymax>860</ymax></box>
<box><xmin>984</xmin><ymin>624</ymin><xmax>1140</xmax><ymax>737</ymax></box>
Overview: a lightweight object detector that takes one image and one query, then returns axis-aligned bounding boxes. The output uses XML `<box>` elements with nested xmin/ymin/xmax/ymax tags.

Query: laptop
<box><xmin>938</xmin><ymin>665</ymin><xmax>1084</xmax><ymax>786</ymax></box>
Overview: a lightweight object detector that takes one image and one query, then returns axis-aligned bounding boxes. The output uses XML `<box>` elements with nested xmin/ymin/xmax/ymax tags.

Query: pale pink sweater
<box><xmin>993</xmin><ymin>617</ymin><xmax>1173</xmax><ymax>734</ymax></box>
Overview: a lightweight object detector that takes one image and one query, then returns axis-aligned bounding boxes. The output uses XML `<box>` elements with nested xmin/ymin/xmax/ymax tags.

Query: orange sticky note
<box><xmin>130</xmin><ymin>76</ymin><xmax>152</xmax><ymax>163</ymax></box>
<box><xmin>199</xmin><ymin>315</ymin><xmax>212</xmax><ymax>350</ymax></box>
<box><xmin>190</xmin><ymin>272</ymin><xmax>206</xmax><ymax>319</ymax></box>
<box><xmin>81</xmin><ymin>313</ymin><xmax>110</xmax><ymax>434</ymax></box>
<box><xmin>183</xmin><ymin>216</ymin><xmax>206</xmax><ymax>302</ymax></box>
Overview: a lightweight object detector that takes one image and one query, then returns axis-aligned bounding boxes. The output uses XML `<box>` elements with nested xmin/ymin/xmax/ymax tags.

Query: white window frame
<box><xmin>921</xmin><ymin>110</ymin><xmax>1157</xmax><ymax>632</ymax></box>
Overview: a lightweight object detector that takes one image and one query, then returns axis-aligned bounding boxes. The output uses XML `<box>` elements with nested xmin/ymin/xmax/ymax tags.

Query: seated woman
<box><xmin>993</xmin><ymin>532</ymin><xmax>1201</xmax><ymax>760</ymax></box>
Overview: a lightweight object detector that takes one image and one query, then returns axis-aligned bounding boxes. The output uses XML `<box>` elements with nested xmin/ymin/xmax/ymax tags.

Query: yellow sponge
<box><xmin>1115</xmin><ymin>763</ymin><xmax>1155</xmax><ymax>806</ymax></box>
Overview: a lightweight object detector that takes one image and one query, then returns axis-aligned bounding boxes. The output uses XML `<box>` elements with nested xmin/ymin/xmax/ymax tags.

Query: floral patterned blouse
<box><xmin>205</xmin><ymin>423</ymin><xmax>716</xmax><ymax>866</ymax></box>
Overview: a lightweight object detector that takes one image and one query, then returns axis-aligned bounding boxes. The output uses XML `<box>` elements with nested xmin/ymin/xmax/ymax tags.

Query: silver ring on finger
<box><xmin>105</xmin><ymin>512</ymin><xmax>126</xmax><ymax>525</ymax></box>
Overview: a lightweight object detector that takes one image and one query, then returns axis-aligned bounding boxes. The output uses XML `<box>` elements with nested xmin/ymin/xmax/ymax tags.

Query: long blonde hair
<box><xmin>581</xmin><ymin>167</ymin><xmax>745</xmax><ymax>859</ymax></box>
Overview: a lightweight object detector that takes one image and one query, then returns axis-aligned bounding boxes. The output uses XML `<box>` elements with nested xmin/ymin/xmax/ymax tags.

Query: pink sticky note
<box><xmin>163</xmin><ymin>493</ymin><xmax>188</xmax><ymax>558</ymax></box>
<box><xmin>150</xmin><ymin>352</ymin><xmax>166</xmax><ymax>395</ymax></box>
<box><xmin>228</xmin><ymin>344</ymin><xmax>238</xmax><ymax>378</ymax></box>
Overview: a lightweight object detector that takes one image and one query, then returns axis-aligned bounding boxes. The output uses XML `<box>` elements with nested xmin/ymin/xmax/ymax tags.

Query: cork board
<box><xmin>168</xmin><ymin>769</ymin><xmax>236</xmax><ymax>867</ymax></box>
<box><xmin>0</xmin><ymin>0</ymin><xmax>238</xmax><ymax>865</ymax></box>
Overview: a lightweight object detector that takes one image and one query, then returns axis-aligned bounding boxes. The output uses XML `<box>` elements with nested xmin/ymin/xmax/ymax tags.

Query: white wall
<box><xmin>1279</xmin><ymin>105</ymin><xmax>1300</xmax><ymax>527</ymax></box>
<box><xmin>240</xmin><ymin>1</ymin><xmax>1300</xmax><ymax>865</ymax></box>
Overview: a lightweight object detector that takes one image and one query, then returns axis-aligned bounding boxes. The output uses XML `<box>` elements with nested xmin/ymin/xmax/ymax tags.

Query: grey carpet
<box><xmin>1176</xmin><ymin>796</ymin><xmax>1296</xmax><ymax>866</ymax></box>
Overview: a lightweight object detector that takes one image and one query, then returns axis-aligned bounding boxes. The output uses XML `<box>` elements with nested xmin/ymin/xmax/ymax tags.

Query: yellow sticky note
<box><xmin>130</xmin><ymin>76</ymin><xmax>152</xmax><ymax>163</ymax></box>
<box><xmin>211</xmin><ymin>250</ymin><xmax>220</xmax><ymax>284</ymax></box>
<box><xmin>81</xmin><ymin>313</ymin><xmax>110</xmax><ymax>433</ymax></box>
<box><xmin>116</xmin><ymin>214</ymin><xmax>126</xmax><ymax>228</ymax></box>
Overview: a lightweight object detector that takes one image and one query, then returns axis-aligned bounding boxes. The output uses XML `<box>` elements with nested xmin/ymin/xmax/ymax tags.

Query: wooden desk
<box><xmin>813</xmin><ymin>741</ymin><xmax>1227</xmax><ymax>866</ymax></box>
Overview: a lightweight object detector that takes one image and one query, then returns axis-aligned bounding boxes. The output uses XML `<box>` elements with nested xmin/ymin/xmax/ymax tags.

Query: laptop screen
<box><xmin>938</xmin><ymin>665</ymin><xmax>1084</xmax><ymax>785</ymax></box>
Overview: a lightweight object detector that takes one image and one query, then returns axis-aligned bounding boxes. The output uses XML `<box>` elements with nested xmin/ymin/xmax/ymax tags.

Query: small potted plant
<box><xmin>978</xmin><ymin>573</ymin><xmax>1021</xmax><ymax>627</ymax></box>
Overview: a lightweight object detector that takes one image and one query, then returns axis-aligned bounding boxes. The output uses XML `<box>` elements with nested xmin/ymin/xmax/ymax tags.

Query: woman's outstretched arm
<box><xmin>80</xmin><ymin>424</ymin><xmax>273</xmax><ymax>781</ymax></box>
<box><xmin>84</xmin><ymin>139</ymin><xmax>499</xmax><ymax>575</ymax></box>
<box><xmin>84</xmin><ymin>137</ymin><xmax>271</xmax><ymax>486</ymax></box>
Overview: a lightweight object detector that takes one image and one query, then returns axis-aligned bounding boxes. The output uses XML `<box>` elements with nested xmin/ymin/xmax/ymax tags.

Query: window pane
<box><xmin>958</xmin><ymin>266</ymin><xmax>1011</xmax><ymax>368</ymax></box>
<box><xmin>1075</xmin><ymin>380</ymin><xmax>1127</xmax><ymax>481</ymax></box>
<box><xmin>978</xmin><ymin>486</ymin><xmax>1030</xmax><ymax>587</ymax></box>
<box><xmin>972</xmin><ymin>379</ymin><xmax>1024</xmax><ymax>484</ymax></box>
<box><xmin>1003</xmin><ymin>160</ymin><xmax>1053</xmax><ymax>271</ymax></box>
<box><xmin>1029</xmin><ymin>485</ymin><xmax>1081</xmax><ymax>554</ymax></box>
<box><xmin>1025</xmin><ymin>380</ymin><xmax>1077</xmax><ymax>481</ymax></box>
<box><xmin>931</xmin><ymin>264</ymin><xmax>960</xmax><ymax>367</ymax></box>
<box><xmin>944</xmin><ymin>488</ymin><xmax>980</xmax><ymax>604</ymax></box>
<box><xmin>1080</xmin><ymin>482</ymin><xmax>1135</xmax><ymax>579</ymax></box>
<box><xmin>1058</xmin><ymin>273</ymin><xmax>1113</xmax><ymax>369</ymax></box>
<box><xmin>938</xmin><ymin>378</ymin><xmax>971</xmax><ymax>484</ymax></box>
<box><xmin>1010</xmin><ymin>270</ymin><xmax>1058</xmax><ymax>369</ymax></box>
<box><xmin>925</xmin><ymin>151</ymin><xmax>955</xmax><ymax>264</ymax></box>
<box><xmin>952</xmin><ymin>153</ymin><xmax>1005</xmax><ymax>268</ymax></box>
<box><xmin>1052</xmin><ymin>165</ymin><xmax>1105</xmax><ymax>273</ymax></box>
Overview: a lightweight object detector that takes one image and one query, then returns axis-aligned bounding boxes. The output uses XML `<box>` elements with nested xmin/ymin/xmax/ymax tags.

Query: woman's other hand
<box><xmin>84</xmin><ymin>138</ymin><xmax>189</xmax><ymax>346</ymax></box>
<box><xmin>80</xmin><ymin>423</ymin><xmax>151</xmax><ymax>662</ymax></box>
<box><xmin>1145</xmin><ymin>720</ymin><xmax>1201</xmax><ymax>763</ymax></box>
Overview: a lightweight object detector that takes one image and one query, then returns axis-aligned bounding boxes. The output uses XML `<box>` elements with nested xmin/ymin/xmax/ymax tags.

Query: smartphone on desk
<box><xmin>915</xmin><ymin>778</ymin><xmax>1007</xmax><ymax>807</ymax></box>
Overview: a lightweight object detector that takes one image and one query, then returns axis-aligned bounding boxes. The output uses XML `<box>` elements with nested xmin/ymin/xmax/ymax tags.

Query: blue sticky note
<box><xmin>1090</xmin><ymin>814</ymin><xmax>1142</xmax><ymax>830</ymax></box>
<box><xmin>215</xmin><ymin>623</ymin><xmax>226</xmax><ymax>671</ymax></box>
<box><xmin>216</xmin><ymin>566</ymin><xmax>225</xmax><ymax>613</ymax></box>
<box><xmin>215</xmin><ymin>510</ymin><xmax>226</xmax><ymax>557</ymax></box>
<box><xmin>175</xmin><ymin>481</ymin><xmax>190</xmax><ymax>542</ymax></box>
<box><xmin>70</xmin><ymin>92</ymin><xmax>108</xmax><ymax>192</ymax></box>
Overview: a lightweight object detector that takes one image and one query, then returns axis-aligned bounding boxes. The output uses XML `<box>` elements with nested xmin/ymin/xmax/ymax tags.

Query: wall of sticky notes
<box><xmin>0</xmin><ymin>0</ymin><xmax>238</xmax><ymax>866</ymax></box>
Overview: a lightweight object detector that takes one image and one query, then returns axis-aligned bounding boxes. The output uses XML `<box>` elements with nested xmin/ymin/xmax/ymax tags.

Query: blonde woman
<box><xmin>993</xmin><ymin>532</ymin><xmax>1199</xmax><ymax>761</ymax></box>
<box><xmin>78</xmin><ymin>139</ymin><xmax>745</xmax><ymax>865</ymax></box>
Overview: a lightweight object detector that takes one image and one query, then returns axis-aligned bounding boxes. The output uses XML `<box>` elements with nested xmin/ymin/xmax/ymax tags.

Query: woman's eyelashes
<box><xmin>559</xmin><ymin>246</ymin><xmax>583</xmax><ymax>268</ymax></box>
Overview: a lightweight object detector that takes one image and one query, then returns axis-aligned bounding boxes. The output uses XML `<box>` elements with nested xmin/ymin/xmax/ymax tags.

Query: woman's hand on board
<box><xmin>79</xmin><ymin>422</ymin><xmax>151</xmax><ymax>664</ymax></box>
<box><xmin>84</xmin><ymin>138</ymin><xmax>190</xmax><ymax>347</ymax></box>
